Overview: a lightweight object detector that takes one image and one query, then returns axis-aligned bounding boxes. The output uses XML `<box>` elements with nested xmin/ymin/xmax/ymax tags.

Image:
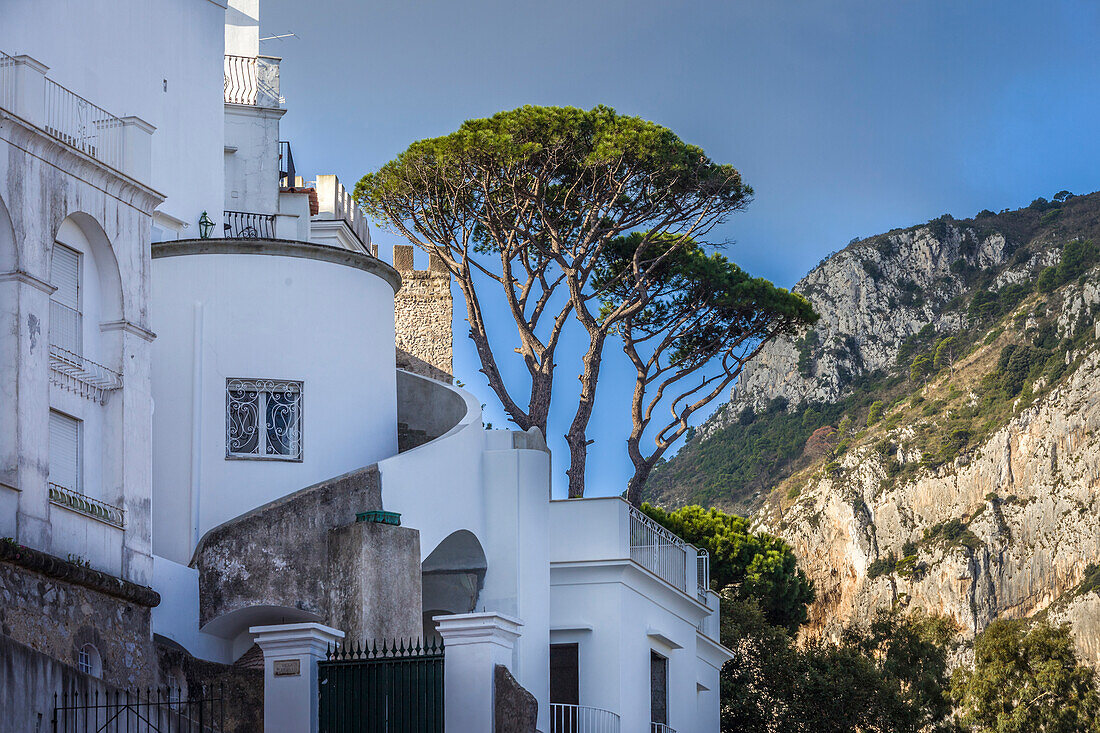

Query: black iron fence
<box><xmin>223</xmin><ymin>210</ymin><xmax>275</xmax><ymax>239</ymax></box>
<box><xmin>318</xmin><ymin>638</ymin><xmax>444</xmax><ymax>733</ymax></box>
<box><xmin>53</xmin><ymin>687</ymin><xmax>226</xmax><ymax>732</ymax></box>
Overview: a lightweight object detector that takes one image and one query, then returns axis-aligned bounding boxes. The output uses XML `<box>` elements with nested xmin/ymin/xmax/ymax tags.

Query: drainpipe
<box><xmin>190</xmin><ymin>301</ymin><xmax>204</xmax><ymax>549</ymax></box>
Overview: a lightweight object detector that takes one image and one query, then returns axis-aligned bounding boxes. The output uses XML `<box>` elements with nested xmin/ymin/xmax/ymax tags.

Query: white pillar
<box><xmin>435</xmin><ymin>612</ymin><xmax>523</xmax><ymax>733</ymax></box>
<box><xmin>250</xmin><ymin>622</ymin><xmax>344</xmax><ymax>733</ymax></box>
<box><xmin>10</xmin><ymin>55</ymin><xmax>48</xmax><ymax>127</ymax></box>
<box><xmin>119</xmin><ymin>116</ymin><xmax>156</xmax><ymax>185</ymax></box>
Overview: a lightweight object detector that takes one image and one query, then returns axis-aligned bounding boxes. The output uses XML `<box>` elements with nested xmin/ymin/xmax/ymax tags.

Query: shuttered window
<box><xmin>50</xmin><ymin>244</ymin><xmax>82</xmax><ymax>355</ymax></box>
<box><xmin>48</xmin><ymin>410</ymin><xmax>81</xmax><ymax>493</ymax></box>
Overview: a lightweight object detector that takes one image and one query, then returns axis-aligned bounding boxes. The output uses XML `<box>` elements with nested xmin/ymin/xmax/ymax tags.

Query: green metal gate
<box><xmin>318</xmin><ymin>638</ymin><xmax>444</xmax><ymax>733</ymax></box>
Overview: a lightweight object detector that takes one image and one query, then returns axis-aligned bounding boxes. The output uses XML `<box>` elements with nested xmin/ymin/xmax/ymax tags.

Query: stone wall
<box><xmin>1</xmin><ymin>633</ymin><xmax>113</xmax><ymax>733</ymax></box>
<box><xmin>393</xmin><ymin>244</ymin><xmax>453</xmax><ymax>382</ymax></box>
<box><xmin>494</xmin><ymin>664</ymin><xmax>538</xmax><ymax>733</ymax></box>
<box><xmin>156</xmin><ymin>639</ymin><xmax>262</xmax><ymax>733</ymax></box>
<box><xmin>195</xmin><ymin>465</ymin><xmax>383</xmax><ymax>626</ymax></box>
<box><xmin>194</xmin><ymin>465</ymin><xmax>423</xmax><ymax>645</ymax></box>
<box><xmin>0</xmin><ymin>542</ymin><xmax>159</xmax><ymax>689</ymax></box>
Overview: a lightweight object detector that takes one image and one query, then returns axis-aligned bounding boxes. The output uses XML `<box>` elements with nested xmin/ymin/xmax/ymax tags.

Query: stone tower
<box><xmin>392</xmin><ymin>244</ymin><xmax>453</xmax><ymax>382</ymax></box>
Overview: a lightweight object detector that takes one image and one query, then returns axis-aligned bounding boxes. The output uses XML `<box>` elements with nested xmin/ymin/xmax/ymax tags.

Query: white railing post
<box><xmin>8</xmin><ymin>54</ymin><xmax>49</xmax><ymax>126</ymax></box>
<box><xmin>119</xmin><ymin>116</ymin><xmax>155</xmax><ymax>184</ymax></box>
<box><xmin>250</xmin><ymin>622</ymin><xmax>344</xmax><ymax>733</ymax></box>
<box><xmin>435</xmin><ymin>612</ymin><xmax>523</xmax><ymax>733</ymax></box>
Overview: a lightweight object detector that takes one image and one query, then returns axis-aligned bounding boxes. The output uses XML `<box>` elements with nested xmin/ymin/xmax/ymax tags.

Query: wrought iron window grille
<box><xmin>226</xmin><ymin>378</ymin><xmax>303</xmax><ymax>461</ymax></box>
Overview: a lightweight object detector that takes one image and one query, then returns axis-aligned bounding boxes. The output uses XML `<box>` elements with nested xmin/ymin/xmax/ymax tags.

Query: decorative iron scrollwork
<box><xmin>226</xmin><ymin>379</ymin><xmax>302</xmax><ymax>460</ymax></box>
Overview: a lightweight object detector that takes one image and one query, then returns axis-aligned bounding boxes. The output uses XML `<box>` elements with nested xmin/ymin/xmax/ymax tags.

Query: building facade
<box><xmin>0</xmin><ymin>1</ymin><xmax>731</xmax><ymax>730</ymax></box>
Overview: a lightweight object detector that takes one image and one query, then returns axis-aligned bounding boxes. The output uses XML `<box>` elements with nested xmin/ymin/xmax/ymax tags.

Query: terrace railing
<box><xmin>43</xmin><ymin>78</ymin><xmax>124</xmax><ymax>169</ymax></box>
<box><xmin>651</xmin><ymin>724</ymin><xmax>676</xmax><ymax>733</ymax></box>
<box><xmin>627</xmin><ymin>504</ymin><xmax>711</xmax><ymax>598</ymax></box>
<box><xmin>697</xmin><ymin>549</ymin><xmax>711</xmax><ymax>603</ymax></box>
<box><xmin>629</xmin><ymin>505</ymin><xmax>688</xmax><ymax>593</ymax></box>
<box><xmin>49</xmin><ymin>483</ymin><xmax>125</xmax><ymax>528</ymax></box>
<box><xmin>1</xmin><ymin>48</ymin><xmax>127</xmax><ymax>171</ymax></box>
<box><xmin>548</xmin><ymin>703</ymin><xmax>621</xmax><ymax>733</ymax></box>
<box><xmin>0</xmin><ymin>50</ymin><xmax>16</xmax><ymax>112</ymax></box>
<box><xmin>224</xmin><ymin>54</ymin><xmax>281</xmax><ymax>108</ymax></box>
<box><xmin>223</xmin><ymin>210</ymin><xmax>275</xmax><ymax>239</ymax></box>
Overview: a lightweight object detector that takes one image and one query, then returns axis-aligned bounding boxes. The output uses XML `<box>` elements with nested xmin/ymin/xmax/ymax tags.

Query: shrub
<box><xmin>867</xmin><ymin>401</ymin><xmax>884</xmax><ymax>426</ymax></box>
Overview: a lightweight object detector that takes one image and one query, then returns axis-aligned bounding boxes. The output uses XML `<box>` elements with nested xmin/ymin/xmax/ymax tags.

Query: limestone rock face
<box><xmin>711</xmin><ymin>224</ymin><xmax>1019</xmax><ymax>428</ymax></box>
<box><xmin>665</xmin><ymin>194</ymin><xmax>1100</xmax><ymax>664</ymax></box>
<box><xmin>756</xmin><ymin>289</ymin><xmax>1100</xmax><ymax>665</ymax></box>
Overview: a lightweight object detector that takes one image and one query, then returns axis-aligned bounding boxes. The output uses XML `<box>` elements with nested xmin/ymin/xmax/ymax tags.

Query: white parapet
<box><xmin>435</xmin><ymin>612</ymin><xmax>524</xmax><ymax>733</ymax></box>
<box><xmin>250</xmin><ymin>622</ymin><xmax>345</xmax><ymax>733</ymax></box>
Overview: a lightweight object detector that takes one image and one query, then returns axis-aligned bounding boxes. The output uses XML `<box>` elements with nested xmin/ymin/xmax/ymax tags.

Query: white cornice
<box><xmin>100</xmin><ymin>320</ymin><xmax>157</xmax><ymax>342</ymax></box>
<box><xmin>0</xmin><ymin>269</ymin><xmax>56</xmax><ymax>294</ymax></box>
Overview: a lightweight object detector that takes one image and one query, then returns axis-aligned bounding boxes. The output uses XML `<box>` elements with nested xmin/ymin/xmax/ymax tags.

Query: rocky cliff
<box><xmin>647</xmin><ymin>191</ymin><xmax>1100</xmax><ymax>662</ymax></box>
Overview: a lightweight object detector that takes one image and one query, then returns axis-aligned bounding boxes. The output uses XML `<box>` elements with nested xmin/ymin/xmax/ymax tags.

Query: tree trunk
<box><xmin>564</xmin><ymin>329</ymin><xmax>607</xmax><ymax>497</ymax></box>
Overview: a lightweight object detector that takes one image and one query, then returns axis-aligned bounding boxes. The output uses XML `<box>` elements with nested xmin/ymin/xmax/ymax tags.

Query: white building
<box><xmin>0</xmin><ymin>1</ymin><xmax>731</xmax><ymax>730</ymax></box>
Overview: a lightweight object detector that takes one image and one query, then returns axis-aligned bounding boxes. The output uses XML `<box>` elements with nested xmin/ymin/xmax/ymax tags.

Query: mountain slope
<box><xmin>646</xmin><ymin>192</ymin><xmax>1100</xmax><ymax>515</ymax></box>
<box><xmin>645</xmin><ymin>191</ymin><xmax>1100</xmax><ymax>663</ymax></box>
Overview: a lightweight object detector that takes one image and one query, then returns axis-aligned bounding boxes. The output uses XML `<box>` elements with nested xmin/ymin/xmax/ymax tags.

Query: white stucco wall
<box><xmin>548</xmin><ymin>498</ymin><xmax>729</xmax><ymax>733</ymax></box>
<box><xmin>0</xmin><ymin>0</ymin><xmax>227</xmax><ymax>237</ymax></box>
<box><xmin>150</xmin><ymin>248</ymin><xmax>399</xmax><ymax>563</ymax></box>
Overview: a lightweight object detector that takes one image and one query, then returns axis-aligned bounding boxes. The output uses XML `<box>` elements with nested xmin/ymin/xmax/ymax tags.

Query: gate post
<box><xmin>250</xmin><ymin>622</ymin><xmax>344</xmax><ymax>733</ymax></box>
<box><xmin>435</xmin><ymin>612</ymin><xmax>523</xmax><ymax>733</ymax></box>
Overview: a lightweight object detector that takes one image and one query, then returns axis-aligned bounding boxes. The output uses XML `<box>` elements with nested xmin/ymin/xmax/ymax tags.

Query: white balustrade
<box><xmin>548</xmin><ymin>703</ymin><xmax>621</xmax><ymax>733</ymax></box>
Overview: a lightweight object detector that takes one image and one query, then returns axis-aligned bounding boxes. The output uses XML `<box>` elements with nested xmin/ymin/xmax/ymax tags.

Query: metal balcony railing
<box><xmin>697</xmin><ymin>548</ymin><xmax>711</xmax><ymax>603</ymax></box>
<box><xmin>49</xmin><ymin>344</ymin><xmax>122</xmax><ymax>405</ymax></box>
<box><xmin>627</xmin><ymin>505</ymin><xmax>711</xmax><ymax>600</ymax></box>
<box><xmin>223</xmin><ymin>54</ymin><xmax>281</xmax><ymax>107</ymax></box>
<box><xmin>49</xmin><ymin>482</ymin><xmax>125</xmax><ymax>528</ymax></box>
<box><xmin>1</xmin><ymin>48</ymin><xmax>126</xmax><ymax>171</ymax></box>
<box><xmin>223</xmin><ymin>210</ymin><xmax>275</xmax><ymax>239</ymax></box>
<box><xmin>629</xmin><ymin>505</ymin><xmax>689</xmax><ymax>593</ymax></box>
<box><xmin>548</xmin><ymin>704</ymin><xmax>620</xmax><ymax>733</ymax></box>
<box><xmin>0</xmin><ymin>50</ymin><xmax>16</xmax><ymax>113</ymax></box>
<box><xmin>43</xmin><ymin>78</ymin><xmax>124</xmax><ymax>170</ymax></box>
<box><xmin>651</xmin><ymin>724</ymin><xmax>676</xmax><ymax>733</ymax></box>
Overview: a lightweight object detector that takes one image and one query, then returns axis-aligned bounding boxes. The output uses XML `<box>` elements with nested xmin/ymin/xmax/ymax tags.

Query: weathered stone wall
<box><xmin>0</xmin><ymin>546</ymin><xmax>158</xmax><ymax>689</ymax></box>
<box><xmin>393</xmin><ymin>244</ymin><xmax>453</xmax><ymax>382</ymax></box>
<box><xmin>195</xmin><ymin>465</ymin><xmax>383</xmax><ymax>625</ymax></box>
<box><xmin>1</xmin><ymin>633</ymin><xmax>114</xmax><ymax>733</ymax></box>
<box><xmin>155</xmin><ymin>639</ymin><xmax>262</xmax><ymax>733</ymax></box>
<box><xmin>194</xmin><ymin>465</ymin><xmax>423</xmax><ymax>645</ymax></box>
<box><xmin>494</xmin><ymin>664</ymin><xmax>538</xmax><ymax>733</ymax></box>
<box><xmin>328</xmin><ymin>522</ymin><xmax>422</xmax><ymax>643</ymax></box>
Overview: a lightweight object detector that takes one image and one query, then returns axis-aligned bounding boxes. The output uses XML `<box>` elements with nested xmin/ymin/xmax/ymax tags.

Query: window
<box><xmin>650</xmin><ymin>651</ymin><xmax>668</xmax><ymax>726</ymax></box>
<box><xmin>49</xmin><ymin>410</ymin><xmax>82</xmax><ymax>493</ymax></box>
<box><xmin>77</xmin><ymin>644</ymin><xmax>101</xmax><ymax>677</ymax></box>
<box><xmin>226</xmin><ymin>379</ymin><xmax>303</xmax><ymax>460</ymax></box>
<box><xmin>50</xmin><ymin>243</ymin><xmax>82</xmax><ymax>356</ymax></box>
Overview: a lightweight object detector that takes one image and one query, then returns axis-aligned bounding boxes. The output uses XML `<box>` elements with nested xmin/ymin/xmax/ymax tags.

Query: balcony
<box><xmin>224</xmin><ymin>210</ymin><xmax>276</xmax><ymax>239</ymax></box>
<box><xmin>651</xmin><ymin>724</ymin><xmax>676</xmax><ymax>733</ymax></box>
<box><xmin>1</xmin><ymin>49</ymin><xmax>134</xmax><ymax>174</ymax></box>
<box><xmin>549</xmin><ymin>704</ymin><xmax>620</xmax><ymax>733</ymax></box>
<box><xmin>48</xmin><ymin>483</ymin><xmax>125</xmax><ymax>528</ymax></box>
<box><xmin>628</xmin><ymin>504</ymin><xmax>710</xmax><ymax>598</ymax></box>
<box><xmin>549</xmin><ymin>498</ymin><xmax>712</xmax><ymax>606</ymax></box>
<box><xmin>224</xmin><ymin>54</ymin><xmax>281</xmax><ymax>108</ymax></box>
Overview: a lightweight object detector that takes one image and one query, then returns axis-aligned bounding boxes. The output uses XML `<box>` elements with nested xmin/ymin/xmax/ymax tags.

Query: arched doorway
<box><xmin>421</xmin><ymin>530</ymin><xmax>487</xmax><ymax>639</ymax></box>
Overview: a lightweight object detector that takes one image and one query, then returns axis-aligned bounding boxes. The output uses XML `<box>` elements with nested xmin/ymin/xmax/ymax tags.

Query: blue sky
<box><xmin>265</xmin><ymin>0</ymin><xmax>1100</xmax><ymax>497</ymax></box>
